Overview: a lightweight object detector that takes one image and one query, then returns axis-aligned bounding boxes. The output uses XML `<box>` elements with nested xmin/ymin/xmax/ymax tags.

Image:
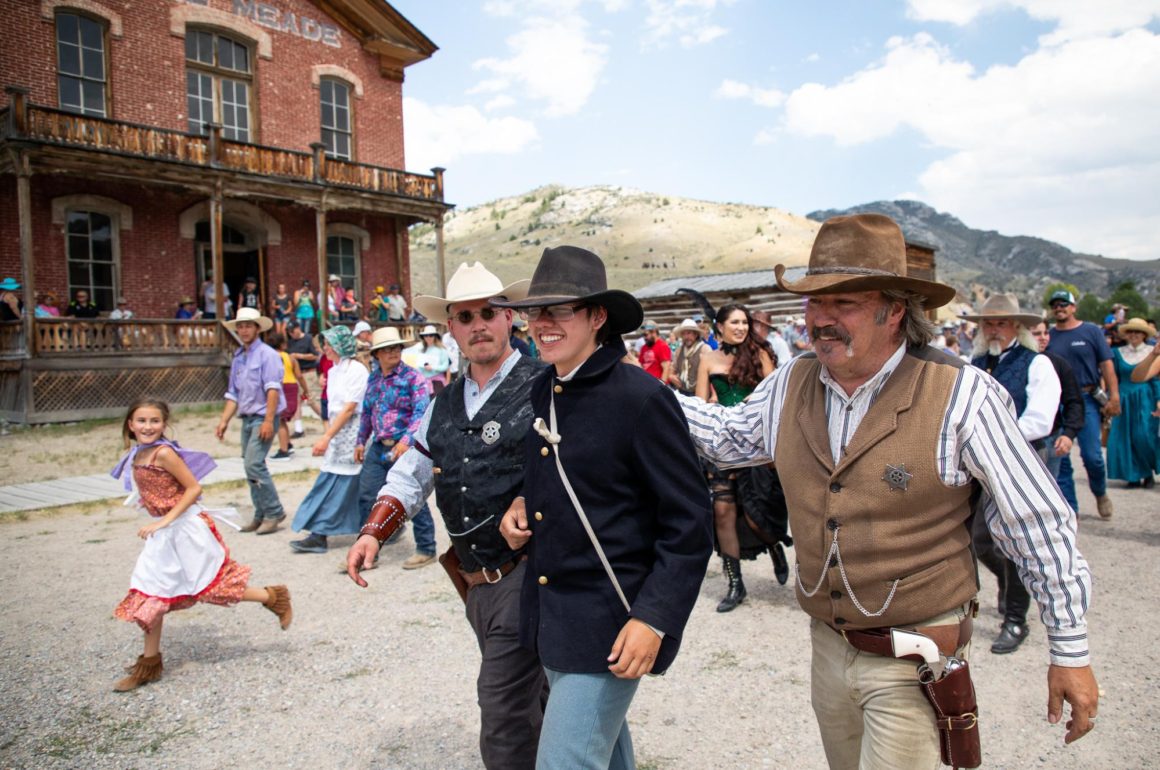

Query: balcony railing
<box><xmin>2</xmin><ymin>91</ymin><xmax>443</xmax><ymax>203</ymax></box>
<box><xmin>31</xmin><ymin>318</ymin><xmax>221</xmax><ymax>356</ymax></box>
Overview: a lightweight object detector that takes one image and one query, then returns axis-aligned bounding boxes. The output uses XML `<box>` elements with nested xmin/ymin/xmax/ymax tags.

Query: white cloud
<box><xmin>473</xmin><ymin>13</ymin><xmax>609</xmax><ymax>117</ymax></box>
<box><xmin>714</xmin><ymin>79</ymin><xmax>784</xmax><ymax>108</ymax></box>
<box><xmin>803</xmin><ymin>52</ymin><xmax>820</xmax><ymax>63</ymax></box>
<box><xmin>907</xmin><ymin>0</ymin><xmax>1160</xmax><ymax>45</ymax></box>
<box><xmin>643</xmin><ymin>0</ymin><xmax>732</xmax><ymax>48</ymax></box>
<box><xmin>403</xmin><ymin>98</ymin><xmax>540</xmax><ymax>169</ymax></box>
<box><xmin>753</xmin><ymin>128</ymin><xmax>777</xmax><ymax>145</ymax></box>
<box><xmin>484</xmin><ymin>95</ymin><xmax>517</xmax><ymax>111</ymax></box>
<box><xmin>778</xmin><ymin>27</ymin><xmax>1160</xmax><ymax>258</ymax></box>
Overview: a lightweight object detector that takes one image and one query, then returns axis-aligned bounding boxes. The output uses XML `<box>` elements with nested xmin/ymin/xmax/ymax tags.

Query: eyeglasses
<box><xmin>452</xmin><ymin>307</ymin><xmax>502</xmax><ymax>324</ymax></box>
<box><xmin>1049</xmin><ymin>302</ymin><xmax>1070</xmax><ymax>309</ymax></box>
<box><xmin>520</xmin><ymin>305</ymin><xmax>586</xmax><ymax>322</ymax></box>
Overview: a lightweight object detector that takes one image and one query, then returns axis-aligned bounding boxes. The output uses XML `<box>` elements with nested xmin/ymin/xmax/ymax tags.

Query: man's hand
<box><xmin>1047</xmin><ymin>664</ymin><xmax>1099</xmax><ymax>744</ymax></box>
<box><xmin>215</xmin><ymin>420</ymin><xmax>229</xmax><ymax>441</ymax></box>
<box><xmin>353</xmin><ymin>445</ymin><xmax>365</xmax><ymax>464</ymax></box>
<box><xmin>1053</xmin><ymin>435</ymin><xmax>1073</xmax><ymax>457</ymax></box>
<box><xmin>389</xmin><ymin>442</ymin><xmax>409</xmax><ymax>462</ymax></box>
<box><xmin>1102</xmin><ymin>396</ymin><xmax>1121</xmax><ymax>418</ymax></box>
<box><xmin>346</xmin><ymin>535</ymin><xmax>381</xmax><ymax>587</ymax></box>
<box><xmin>258</xmin><ymin>419</ymin><xmax>275</xmax><ymax>442</ymax></box>
<box><xmin>498</xmin><ymin>497</ymin><xmax>531</xmax><ymax>550</ymax></box>
<box><xmin>607</xmin><ymin>618</ymin><xmax>661</xmax><ymax>679</ymax></box>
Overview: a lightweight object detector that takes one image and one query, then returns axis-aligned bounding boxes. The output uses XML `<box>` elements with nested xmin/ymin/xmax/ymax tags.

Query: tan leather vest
<box><xmin>777</xmin><ymin>350</ymin><xmax>979</xmax><ymax>629</ymax></box>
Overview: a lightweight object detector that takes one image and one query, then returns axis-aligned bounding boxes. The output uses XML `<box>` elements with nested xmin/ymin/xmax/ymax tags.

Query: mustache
<box><xmin>469</xmin><ymin>334</ymin><xmax>495</xmax><ymax>345</ymax></box>
<box><xmin>811</xmin><ymin>325</ymin><xmax>852</xmax><ymax>345</ymax></box>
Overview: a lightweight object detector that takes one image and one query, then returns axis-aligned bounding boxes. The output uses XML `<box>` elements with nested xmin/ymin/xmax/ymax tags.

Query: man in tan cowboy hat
<box><xmin>215</xmin><ymin>307</ymin><xmax>287</xmax><ymax>534</ymax></box>
<box><xmin>667</xmin><ymin>318</ymin><xmax>707</xmax><ymax>395</ymax></box>
<box><xmin>678</xmin><ymin>214</ymin><xmax>1098</xmax><ymax>766</ymax></box>
<box><xmin>963</xmin><ymin>293</ymin><xmax>1061</xmax><ymax>655</ymax></box>
<box><xmin>345</xmin><ymin>262</ymin><xmax>547</xmax><ymax>769</ymax></box>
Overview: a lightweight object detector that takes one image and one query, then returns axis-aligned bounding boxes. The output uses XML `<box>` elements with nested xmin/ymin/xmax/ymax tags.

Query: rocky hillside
<box><xmin>808</xmin><ymin>200</ymin><xmax>1160</xmax><ymax>306</ymax></box>
<box><xmin>409</xmin><ymin>185</ymin><xmax>1159</xmax><ymax>307</ymax></box>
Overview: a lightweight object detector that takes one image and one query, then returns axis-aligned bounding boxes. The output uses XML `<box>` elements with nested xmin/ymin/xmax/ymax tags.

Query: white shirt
<box><xmin>768</xmin><ymin>332</ymin><xmax>792</xmax><ymax>368</ymax></box>
<box><xmin>980</xmin><ymin>342</ymin><xmax>1061</xmax><ymax>443</ymax></box>
<box><xmin>677</xmin><ymin>345</ymin><xmax>1092</xmax><ymax>667</ymax></box>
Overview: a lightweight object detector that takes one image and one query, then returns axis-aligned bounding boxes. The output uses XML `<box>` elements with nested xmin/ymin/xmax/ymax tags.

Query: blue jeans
<box><xmin>538</xmin><ymin>668</ymin><xmax>639</xmax><ymax>770</ymax></box>
<box><xmin>240</xmin><ymin>414</ymin><xmax>284</xmax><ymax>519</ymax></box>
<box><xmin>1055</xmin><ymin>394</ymin><xmax>1106</xmax><ymax>511</ymax></box>
<box><xmin>1042</xmin><ymin>428</ymin><xmax>1064</xmax><ymax>480</ymax></box>
<box><xmin>357</xmin><ymin>440</ymin><xmax>436</xmax><ymax>555</ymax></box>
<box><xmin>297</xmin><ymin>316</ymin><xmax>313</xmax><ymax>336</ymax></box>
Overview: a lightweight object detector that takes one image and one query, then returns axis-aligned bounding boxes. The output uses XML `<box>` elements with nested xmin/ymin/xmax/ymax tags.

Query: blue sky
<box><xmin>391</xmin><ymin>1</ymin><xmax>1160</xmax><ymax>261</ymax></box>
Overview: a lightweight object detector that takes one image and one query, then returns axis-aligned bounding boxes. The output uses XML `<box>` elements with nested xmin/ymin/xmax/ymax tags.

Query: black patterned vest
<box><xmin>972</xmin><ymin>344</ymin><xmax>1036</xmax><ymax>417</ymax></box>
<box><xmin>426</xmin><ymin>355</ymin><xmax>541</xmax><ymax>571</ymax></box>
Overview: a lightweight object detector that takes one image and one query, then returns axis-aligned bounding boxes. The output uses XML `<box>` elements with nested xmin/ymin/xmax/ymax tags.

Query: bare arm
<box><xmin>758</xmin><ymin>349</ymin><xmax>774</xmax><ymax>379</ymax></box>
<box><xmin>216</xmin><ymin>399</ymin><xmax>238</xmax><ymax>440</ymax></box>
<box><xmin>694</xmin><ymin>350</ymin><xmax>713</xmax><ymax>401</ymax></box>
<box><xmin>1099</xmin><ymin>358</ymin><xmax>1120</xmax><ymax>416</ymax></box>
<box><xmin>137</xmin><ymin>446</ymin><xmax>202</xmax><ymax>539</ymax></box>
<box><xmin>1130</xmin><ymin>348</ymin><xmax>1160</xmax><ymax>383</ymax></box>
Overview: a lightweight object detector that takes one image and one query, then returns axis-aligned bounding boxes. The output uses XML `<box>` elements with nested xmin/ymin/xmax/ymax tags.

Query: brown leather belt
<box><xmin>459</xmin><ymin>557</ymin><xmax>523</xmax><ymax>589</ymax></box>
<box><xmin>833</xmin><ymin>604</ymin><xmax>976</xmax><ymax>659</ymax></box>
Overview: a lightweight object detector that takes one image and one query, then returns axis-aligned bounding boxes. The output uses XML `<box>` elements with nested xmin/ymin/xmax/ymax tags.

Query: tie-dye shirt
<box><xmin>357</xmin><ymin>362</ymin><xmax>429</xmax><ymax>447</ymax></box>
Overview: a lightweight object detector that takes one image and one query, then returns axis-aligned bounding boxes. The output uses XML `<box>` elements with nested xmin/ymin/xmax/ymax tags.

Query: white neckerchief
<box><xmin>1120</xmin><ymin>342</ymin><xmax>1153</xmax><ymax>366</ymax></box>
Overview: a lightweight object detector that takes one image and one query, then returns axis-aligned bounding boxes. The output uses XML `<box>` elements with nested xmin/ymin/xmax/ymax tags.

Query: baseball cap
<box><xmin>642</xmin><ymin>320</ymin><xmax>658</xmax><ymax>330</ymax></box>
<box><xmin>1049</xmin><ymin>290</ymin><xmax>1076</xmax><ymax>305</ymax></box>
<box><xmin>352</xmin><ymin>321</ymin><xmax>372</xmax><ymax>335</ymax></box>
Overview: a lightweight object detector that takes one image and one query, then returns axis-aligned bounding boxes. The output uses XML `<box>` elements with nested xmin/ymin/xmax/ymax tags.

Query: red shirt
<box><xmin>638</xmin><ymin>338</ymin><xmax>671</xmax><ymax>379</ymax></box>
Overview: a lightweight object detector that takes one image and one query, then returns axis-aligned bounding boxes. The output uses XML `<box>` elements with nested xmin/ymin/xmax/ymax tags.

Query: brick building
<box><xmin>0</xmin><ymin>0</ymin><xmax>449</xmax><ymax>422</ymax></box>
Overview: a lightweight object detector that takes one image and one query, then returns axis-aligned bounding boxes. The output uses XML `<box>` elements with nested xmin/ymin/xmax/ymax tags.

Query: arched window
<box><xmin>326</xmin><ymin>235</ymin><xmax>360</xmax><ymax>300</ymax></box>
<box><xmin>67</xmin><ymin>210</ymin><xmax>118</xmax><ymax>311</ymax></box>
<box><xmin>56</xmin><ymin>11</ymin><xmax>107</xmax><ymax>116</ymax></box>
<box><xmin>320</xmin><ymin>78</ymin><xmax>353</xmax><ymax>160</ymax></box>
<box><xmin>185</xmin><ymin>28</ymin><xmax>253</xmax><ymax>141</ymax></box>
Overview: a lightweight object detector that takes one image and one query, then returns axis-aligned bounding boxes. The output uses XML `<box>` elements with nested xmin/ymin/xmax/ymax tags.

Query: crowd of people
<box><xmin>98</xmin><ymin>212</ymin><xmax>1160</xmax><ymax>770</ymax></box>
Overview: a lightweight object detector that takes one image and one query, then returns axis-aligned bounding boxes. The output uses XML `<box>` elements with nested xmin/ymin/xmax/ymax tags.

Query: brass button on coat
<box><xmin>540</xmin><ymin>447</ymin><xmax>550</xmax><ymax>457</ymax></box>
<box><xmin>553</xmin><ymin>384</ymin><xmax>563</xmax><ymax>394</ymax></box>
<box><xmin>538</xmin><ymin>575</ymin><xmax>548</xmax><ymax>585</ymax></box>
<box><xmin>534</xmin><ymin>511</ymin><xmax>543</xmax><ymax>521</ymax></box>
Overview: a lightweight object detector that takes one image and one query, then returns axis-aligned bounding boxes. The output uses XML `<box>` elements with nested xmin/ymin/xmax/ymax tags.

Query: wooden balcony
<box><xmin>1</xmin><ymin>92</ymin><xmax>446</xmax><ymax>214</ymax></box>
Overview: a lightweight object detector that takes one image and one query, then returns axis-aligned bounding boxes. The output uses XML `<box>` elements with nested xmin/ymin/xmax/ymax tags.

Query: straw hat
<box><xmin>674</xmin><ymin>318</ymin><xmax>703</xmax><ymax>337</ymax></box>
<box><xmin>959</xmin><ymin>293</ymin><xmax>1042</xmax><ymax>327</ymax></box>
<box><xmin>369</xmin><ymin>326</ymin><xmax>413</xmax><ymax>351</ymax></box>
<box><xmin>412</xmin><ymin>262</ymin><xmax>530</xmax><ymax>320</ymax></box>
<box><xmin>1118</xmin><ymin>317</ymin><xmax>1157</xmax><ymax>337</ymax></box>
<box><xmin>774</xmin><ymin>214</ymin><xmax>956</xmax><ymax>309</ymax></box>
<box><xmin>490</xmin><ymin>246</ymin><xmax>643</xmax><ymax>335</ymax></box>
<box><xmin>419</xmin><ymin>324</ymin><xmax>440</xmax><ymax>337</ymax></box>
<box><xmin>222</xmin><ymin>307</ymin><xmax>272</xmax><ymax>332</ymax></box>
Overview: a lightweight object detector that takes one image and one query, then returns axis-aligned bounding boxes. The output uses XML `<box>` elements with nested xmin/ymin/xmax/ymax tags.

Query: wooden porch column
<box><xmin>316</xmin><ymin>205</ymin><xmax>328</xmax><ymax>331</ymax></box>
<box><xmin>210</xmin><ymin>180</ymin><xmax>224</xmax><ymax>346</ymax></box>
<box><xmin>14</xmin><ymin>149</ymin><xmax>35</xmax><ymax>356</ymax></box>
<box><xmin>434</xmin><ymin>212</ymin><xmax>446</xmax><ymax>296</ymax></box>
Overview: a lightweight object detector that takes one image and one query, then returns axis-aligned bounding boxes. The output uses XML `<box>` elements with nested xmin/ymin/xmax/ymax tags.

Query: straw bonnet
<box><xmin>775</xmin><ymin>214</ymin><xmax>956</xmax><ymax>309</ymax></box>
<box><xmin>674</xmin><ymin>318</ymin><xmax>703</xmax><ymax>337</ymax></box>
<box><xmin>1118</xmin><ymin>317</ymin><xmax>1157</xmax><ymax>337</ymax></box>
<box><xmin>412</xmin><ymin>262</ymin><xmax>530</xmax><ymax>320</ymax></box>
<box><xmin>490</xmin><ymin>246</ymin><xmax>643</xmax><ymax>335</ymax></box>
<box><xmin>222</xmin><ymin>307</ymin><xmax>272</xmax><ymax>332</ymax></box>
<box><xmin>368</xmin><ymin>326</ymin><xmax>414</xmax><ymax>351</ymax></box>
<box><xmin>959</xmin><ymin>293</ymin><xmax>1042</xmax><ymax>327</ymax></box>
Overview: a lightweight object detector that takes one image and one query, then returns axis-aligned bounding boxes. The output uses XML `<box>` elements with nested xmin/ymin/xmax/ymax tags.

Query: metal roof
<box><xmin>631</xmin><ymin>267</ymin><xmax>809</xmax><ymax>299</ymax></box>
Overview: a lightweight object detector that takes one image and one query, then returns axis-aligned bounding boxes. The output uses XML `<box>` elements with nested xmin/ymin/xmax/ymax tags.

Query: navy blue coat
<box><xmin>518</xmin><ymin>342</ymin><xmax>713</xmax><ymax>674</ymax></box>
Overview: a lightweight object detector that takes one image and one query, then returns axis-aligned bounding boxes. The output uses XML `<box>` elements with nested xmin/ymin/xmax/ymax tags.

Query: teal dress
<box><xmin>1106</xmin><ymin>347</ymin><xmax>1160</xmax><ymax>482</ymax></box>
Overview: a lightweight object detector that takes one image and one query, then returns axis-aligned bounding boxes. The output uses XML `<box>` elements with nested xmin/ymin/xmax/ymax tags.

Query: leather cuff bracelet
<box><xmin>359</xmin><ymin>495</ymin><xmax>408</xmax><ymax>543</ymax></box>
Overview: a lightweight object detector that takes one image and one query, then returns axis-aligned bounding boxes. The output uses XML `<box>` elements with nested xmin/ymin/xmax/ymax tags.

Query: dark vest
<box><xmin>972</xmin><ymin>344</ymin><xmax>1036</xmax><ymax>417</ymax></box>
<box><xmin>426</xmin><ymin>355</ymin><xmax>541</xmax><ymax>571</ymax></box>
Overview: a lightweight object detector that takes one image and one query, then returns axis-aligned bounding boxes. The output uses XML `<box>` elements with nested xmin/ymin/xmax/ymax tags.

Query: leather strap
<box><xmin>459</xmin><ymin>556</ymin><xmax>523</xmax><ymax>589</ymax></box>
<box><xmin>835</xmin><ymin>609</ymin><xmax>975</xmax><ymax>659</ymax></box>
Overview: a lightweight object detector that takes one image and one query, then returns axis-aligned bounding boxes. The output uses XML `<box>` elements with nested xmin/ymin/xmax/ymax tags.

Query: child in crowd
<box><xmin>268</xmin><ymin>332</ymin><xmax>309</xmax><ymax>460</ymax></box>
<box><xmin>110</xmin><ymin>398</ymin><xmax>293</xmax><ymax>692</ymax></box>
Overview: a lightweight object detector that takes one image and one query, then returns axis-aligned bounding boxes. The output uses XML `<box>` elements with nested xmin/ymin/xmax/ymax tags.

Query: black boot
<box><xmin>770</xmin><ymin>542</ymin><xmax>789</xmax><ymax>586</ymax></box>
<box><xmin>717</xmin><ymin>556</ymin><xmax>747</xmax><ymax>613</ymax></box>
<box><xmin>991</xmin><ymin>621</ymin><xmax>1029</xmax><ymax>654</ymax></box>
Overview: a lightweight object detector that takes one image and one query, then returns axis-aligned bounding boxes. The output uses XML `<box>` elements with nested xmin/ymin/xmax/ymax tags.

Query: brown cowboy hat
<box><xmin>1118</xmin><ymin>317</ymin><xmax>1157</xmax><ymax>337</ymax></box>
<box><xmin>774</xmin><ymin>214</ymin><xmax>956</xmax><ymax>309</ymax></box>
<box><xmin>959</xmin><ymin>293</ymin><xmax>1042</xmax><ymax>327</ymax></box>
<box><xmin>490</xmin><ymin>245</ymin><xmax>643</xmax><ymax>335</ymax></box>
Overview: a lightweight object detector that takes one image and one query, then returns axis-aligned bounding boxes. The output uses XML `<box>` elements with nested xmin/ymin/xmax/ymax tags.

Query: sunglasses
<box><xmin>520</xmin><ymin>304</ymin><xmax>586</xmax><ymax>322</ymax></box>
<box><xmin>452</xmin><ymin>307</ymin><xmax>503</xmax><ymax>324</ymax></box>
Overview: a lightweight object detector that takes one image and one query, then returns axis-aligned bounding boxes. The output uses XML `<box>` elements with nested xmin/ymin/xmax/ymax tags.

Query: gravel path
<box><xmin>1</xmin><ymin>448</ymin><xmax>1156</xmax><ymax>768</ymax></box>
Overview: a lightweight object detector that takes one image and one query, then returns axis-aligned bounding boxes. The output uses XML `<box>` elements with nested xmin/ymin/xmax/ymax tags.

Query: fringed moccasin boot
<box><xmin>113</xmin><ymin>653</ymin><xmax>163</xmax><ymax>692</ymax></box>
<box><xmin>262</xmin><ymin>585</ymin><xmax>293</xmax><ymax>630</ymax></box>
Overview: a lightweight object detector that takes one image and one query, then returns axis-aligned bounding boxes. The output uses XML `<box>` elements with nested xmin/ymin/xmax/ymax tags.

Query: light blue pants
<box><xmin>240</xmin><ymin>414</ymin><xmax>284</xmax><ymax>519</ymax></box>
<box><xmin>537</xmin><ymin>668</ymin><xmax>639</xmax><ymax>770</ymax></box>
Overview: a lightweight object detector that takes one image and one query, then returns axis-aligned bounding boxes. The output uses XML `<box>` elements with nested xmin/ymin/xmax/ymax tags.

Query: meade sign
<box><xmin>181</xmin><ymin>0</ymin><xmax>342</xmax><ymax>48</ymax></box>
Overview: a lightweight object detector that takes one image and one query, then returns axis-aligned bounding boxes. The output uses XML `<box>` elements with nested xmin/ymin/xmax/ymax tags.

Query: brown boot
<box><xmin>238</xmin><ymin>517</ymin><xmax>262</xmax><ymax>533</ymax></box>
<box><xmin>262</xmin><ymin>585</ymin><xmax>293</xmax><ymax>630</ymax></box>
<box><xmin>113</xmin><ymin>653</ymin><xmax>163</xmax><ymax>692</ymax></box>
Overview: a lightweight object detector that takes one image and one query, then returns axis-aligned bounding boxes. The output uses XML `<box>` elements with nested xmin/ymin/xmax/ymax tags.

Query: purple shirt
<box><xmin>225</xmin><ymin>338</ymin><xmax>286</xmax><ymax>416</ymax></box>
<box><xmin>358</xmin><ymin>362</ymin><xmax>429</xmax><ymax>446</ymax></box>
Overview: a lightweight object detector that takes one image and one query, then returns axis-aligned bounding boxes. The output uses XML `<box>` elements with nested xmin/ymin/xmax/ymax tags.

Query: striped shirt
<box><xmin>678</xmin><ymin>343</ymin><xmax>1092</xmax><ymax>666</ymax></box>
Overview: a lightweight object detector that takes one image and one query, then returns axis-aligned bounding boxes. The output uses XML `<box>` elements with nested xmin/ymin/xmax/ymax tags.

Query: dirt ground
<box><xmin>1</xmin><ymin>414</ymin><xmax>1157</xmax><ymax>769</ymax></box>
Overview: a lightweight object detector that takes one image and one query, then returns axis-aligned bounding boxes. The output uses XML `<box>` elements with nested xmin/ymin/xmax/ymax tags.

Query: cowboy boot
<box><xmin>770</xmin><ymin>542</ymin><xmax>789</xmax><ymax>586</ymax></box>
<box><xmin>113</xmin><ymin>653</ymin><xmax>163</xmax><ymax>692</ymax></box>
<box><xmin>262</xmin><ymin>585</ymin><xmax>293</xmax><ymax>630</ymax></box>
<box><xmin>716</xmin><ymin>556</ymin><xmax>747</xmax><ymax>613</ymax></box>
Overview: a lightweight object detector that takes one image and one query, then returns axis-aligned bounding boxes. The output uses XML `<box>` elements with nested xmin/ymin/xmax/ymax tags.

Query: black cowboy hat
<box><xmin>490</xmin><ymin>245</ymin><xmax>643</xmax><ymax>335</ymax></box>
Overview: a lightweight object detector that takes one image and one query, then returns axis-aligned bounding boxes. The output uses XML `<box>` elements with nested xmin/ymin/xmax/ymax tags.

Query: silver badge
<box><xmin>882</xmin><ymin>464</ymin><xmax>913</xmax><ymax>492</ymax></box>
<box><xmin>481</xmin><ymin>420</ymin><xmax>501</xmax><ymax>445</ymax></box>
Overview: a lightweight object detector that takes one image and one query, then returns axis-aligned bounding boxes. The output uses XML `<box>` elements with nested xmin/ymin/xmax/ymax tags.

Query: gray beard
<box><xmin>988</xmin><ymin>340</ymin><xmax>1003</xmax><ymax>357</ymax></box>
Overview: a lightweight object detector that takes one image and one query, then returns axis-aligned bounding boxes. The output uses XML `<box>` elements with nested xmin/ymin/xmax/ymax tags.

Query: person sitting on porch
<box><xmin>110</xmin><ymin>297</ymin><xmax>134</xmax><ymax>320</ymax></box>
<box><xmin>35</xmin><ymin>290</ymin><xmax>61</xmax><ymax>318</ymax></box>
<box><xmin>0</xmin><ymin>278</ymin><xmax>21</xmax><ymax>320</ymax></box>
<box><xmin>176</xmin><ymin>297</ymin><xmax>201</xmax><ymax>320</ymax></box>
<box><xmin>66</xmin><ymin>289</ymin><xmax>100</xmax><ymax>318</ymax></box>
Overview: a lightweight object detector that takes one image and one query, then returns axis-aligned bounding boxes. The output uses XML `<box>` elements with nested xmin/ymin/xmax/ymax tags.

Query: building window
<box><xmin>320</xmin><ymin>78</ymin><xmax>352</xmax><ymax>160</ymax></box>
<box><xmin>56</xmin><ymin>12</ymin><xmax>107</xmax><ymax>117</ymax></box>
<box><xmin>326</xmin><ymin>235</ymin><xmax>359</xmax><ymax>295</ymax></box>
<box><xmin>67</xmin><ymin>211</ymin><xmax>117</xmax><ymax>311</ymax></box>
<box><xmin>185</xmin><ymin>29</ymin><xmax>252</xmax><ymax>142</ymax></box>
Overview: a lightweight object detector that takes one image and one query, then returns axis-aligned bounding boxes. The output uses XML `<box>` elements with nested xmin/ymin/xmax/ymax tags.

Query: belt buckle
<box><xmin>481</xmin><ymin>566</ymin><xmax>503</xmax><ymax>584</ymax></box>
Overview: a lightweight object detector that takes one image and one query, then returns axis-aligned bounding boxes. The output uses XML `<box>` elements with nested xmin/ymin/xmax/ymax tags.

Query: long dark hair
<box><xmin>716</xmin><ymin>303</ymin><xmax>769</xmax><ymax>389</ymax></box>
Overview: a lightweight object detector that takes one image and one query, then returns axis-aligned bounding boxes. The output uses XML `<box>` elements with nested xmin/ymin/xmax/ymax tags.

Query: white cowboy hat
<box><xmin>222</xmin><ymin>307</ymin><xmax>272</xmax><ymax>332</ymax></box>
<box><xmin>674</xmin><ymin>318</ymin><xmax>704</xmax><ymax>337</ymax></box>
<box><xmin>352</xmin><ymin>320</ymin><xmax>372</xmax><ymax>336</ymax></box>
<box><xmin>959</xmin><ymin>293</ymin><xmax>1042</xmax><ymax>327</ymax></box>
<box><xmin>412</xmin><ymin>262</ymin><xmax>530</xmax><ymax>320</ymax></box>
<box><xmin>368</xmin><ymin>326</ymin><xmax>414</xmax><ymax>351</ymax></box>
<box><xmin>419</xmin><ymin>324</ymin><xmax>440</xmax><ymax>336</ymax></box>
